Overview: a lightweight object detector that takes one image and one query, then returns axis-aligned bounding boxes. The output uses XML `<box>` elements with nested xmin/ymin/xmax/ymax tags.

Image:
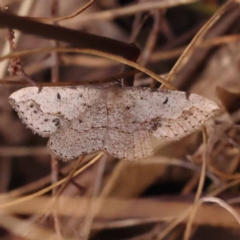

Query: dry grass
<box><xmin>0</xmin><ymin>0</ymin><xmax>240</xmax><ymax>239</ymax></box>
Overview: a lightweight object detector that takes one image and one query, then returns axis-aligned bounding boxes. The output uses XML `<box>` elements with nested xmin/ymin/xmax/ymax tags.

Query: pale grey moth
<box><xmin>9</xmin><ymin>86</ymin><xmax>219</xmax><ymax>161</ymax></box>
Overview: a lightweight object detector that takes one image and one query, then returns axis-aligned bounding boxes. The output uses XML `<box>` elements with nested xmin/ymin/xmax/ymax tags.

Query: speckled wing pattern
<box><xmin>9</xmin><ymin>86</ymin><xmax>219</xmax><ymax>161</ymax></box>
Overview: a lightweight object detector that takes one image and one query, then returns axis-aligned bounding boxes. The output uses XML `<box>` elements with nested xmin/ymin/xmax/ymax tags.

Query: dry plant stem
<box><xmin>200</xmin><ymin>197</ymin><xmax>240</xmax><ymax>225</ymax></box>
<box><xmin>227</xmin><ymin>196</ymin><xmax>240</xmax><ymax>205</ymax></box>
<box><xmin>208</xmin><ymin>179</ymin><xmax>240</xmax><ymax>197</ymax></box>
<box><xmin>51</xmin><ymin>157</ymin><xmax>59</xmax><ymax>197</ymax></box>
<box><xmin>1</xmin><ymin>46</ymin><xmax>185</xmax><ymax>85</ymax></box>
<box><xmin>50</xmin><ymin>3</ymin><xmax>60</xmax><ymax>236</ymax></box>
<box><xmin>31</xmin><ymin>0</ymin><xmax>95</xmax><ymax>22</ymax></box>
<box><xmin>0</xmin><ymin>11</ymin><xmax>140</xmax><ymax>61</ymax></box>
<box><xmin>61</xmin><ymin>45</ymin><xmax>184</xmax><ymax>66</ymax></box>
<box><xmin>72</xmin><ymin>0</ymin><xmax>198</xmax><ymax>23</ymax></box>
<box><xmin>121</xmin><ymin>65</ymin><xmax>136</xmax><ymax>87</ymax></box>
<box><xmin>0</xmin><ymin>152</ymin><xmax>104</xmax><ymax>210</ymax></box>
<box><xmin>156</xmin><ymin>208</ymin><xmax>192</xmax><ymax>240</ymax></box>
<box><xmin>200</xmin><ymin>34</ymin><xmax>240</xmax><ymax>48</ymax></box>
<box><xmin>0</xmin><ymin>214</ymin><xmax>73</xmax><ymax>240</ymax></box>
<box><xmin>140</xmin><ymin>10</ymin><xmax>161</xmax><ymax>66</ymax></box>
<box><xmin>158</xmin><ymin>179</ymin><xmax>240</xmax><ymax>238</ymax></box>
<box><xmin>21</xmin><ymin>69</ymin><xmax>37</xmax><ymax>86</ymax></box>
<box><xmin>181</xmin><ymin>175</ymin><xmax>200</xmax><ymax>196</ymax></box>
<box><xmin>163</xmin><ymin>0</ymin><xmax>236</xmax><ymax>85</ymax></box>
<box><xmin>4</xmin><ymin>197</ymin><xmax>240</xmax><ymax>228</ymax></box>
<box><xmin>0</xmin><ymin>69</ymin><xmax>139</xmax><ymax>86</ymax></box>
<box><xmin>0</xmin><ymin>47</ymin><xmax>176</xmax><ymax>89</ymax></box>
<box><xmin>50</xmin><ymin>1</ymin><xmax>60</xmax><ymax>196</ymax></box>
<box><xmin>3</xmin><ymin>5</ymin><xmax>37</xmax><ymax>85</ymax></box>
<box><xmin>51</xmin><ymin>156</ymin><xmax>63</xmax><ymax>240</ymax></box>
<box><xmin>0</xmin><ymin>159</ymin><xmax>76</xmax><ymax>200</ymax></box>
<box><xmin>82</xmin><ymin>156</ymin><xmax>107</xmax><ymax>240</ymax></box>
<box><xmin>0</xmin><ymin>146</ymin><xmax>48</xmax><ymax>157</ymax></box>
<box><xmin>0</xmin><ymin>0</ymin><xmax>34</xmax><ymax>78</ymax></box>
<box><xmin>183</xmin><ymin>126</ymin><xmax>208</xmax><ymax>240</ymax></box>
<box><xmin>130</xmin><ymin>12</ymin><xmax>150</xmax><ymax>42</ymax></box>
<box><xmin>50</xmin><ymin>1</ymin><xmax>62</xmax><ymax>238</ymax></box>
<box><xmin>36</xmin><ymin>156</ymin><xmax>85</xmax><ymax>227</ymax></box>
<box><xmin>140</xmin><ymin>156</ymin><xmax>219</xmax><ymax>185</ymax></box>
<box><xmin>99</xmin><ymin>161</ymin><xmax>127</xmax><ymax>198</ymax></box>
<box><xmin>56</xmin><ymin>155</ymin><xmax>84</xmax><ymax>197</ymax></box>
<box><xmin>209</xmin><ymin>165</ymin><xmax>240</xmax><ymax>180</ymax></box>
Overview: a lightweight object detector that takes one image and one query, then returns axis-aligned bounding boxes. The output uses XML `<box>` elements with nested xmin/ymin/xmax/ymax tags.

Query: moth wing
<box><xmin>109</xmin><ymin>88</ymin><xmax>219</xmax><ymax>140</ymax></box>
<box><xmin>48</xmin><ymin>127</ymin><xmax>105</xmax><ymax>161</ymax></box>
<box><xmin>9</xmin><ymin>86</ymin><xmax>106</xmax><ymax>137</ymax></box>
<box><xmin>104</xmin><ymin>129</ymin><xmax>153</xmax><ymax>160</ymax></box>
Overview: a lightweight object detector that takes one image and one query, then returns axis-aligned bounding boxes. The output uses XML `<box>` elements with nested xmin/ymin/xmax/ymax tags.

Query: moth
<box><xmin>9</xmin><ymin>86</ymin><xmax>219</xmax><ymax>161</ymax></box>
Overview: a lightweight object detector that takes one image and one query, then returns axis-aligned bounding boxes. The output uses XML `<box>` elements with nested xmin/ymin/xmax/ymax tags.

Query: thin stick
<box><xmin>163</xmin><ymin>0</ymin><xmax>235</xmax><ymax>86</ymax></box>
<box><xmin>0</xmin><ymin>47</ymin><xmax>176</xmax><ymax>89</ymax></box>
<box><xmin>56</xmin><ymin>156</ymin><xmax>85</xmax><ymax>197</ymax></box>
<box><xmin>72</xmin><ymin>0</ymin><xmax>198</xmax><ymax>23</ymax></box>
<box><xmin>82</xmin><ymin>156</ymin><xmax>107</xmax><ymax>240</ymax></box>
<box><xmin>0</xmin><ymin>0</ymin><xmax>34</xmax><ymax>78</ymax></box>
<box><xmin>200</xmin><ymin>197</ymin><xmax>240</xmax><ymax>225</ymax></box>
<box><xmin>183</xmin><ymin>126</ymin><xmax>208</xmax><ymax>240</ymax></box>
<box><xmin>49</xmin><ymin>1</ymin><xmax>62</xmax><ymax>238</ymax></box>
<box><xmin>0</xmin><ymin>69</ymin><xmax>139</xmax><ymax>86</ymax></box>
<box><xmin>30</xmin><ymin>0</ymin><xmax>95</xmax><ymax>22</ymax></box>
<box><xmin>0</xmin><ymin>152</ymin><xmax>104</xmax><ymax>210</ymax></box>
<box><xmin>0</xmin><ymin>11</ymin><xmax>140</xmax><ymax>61</ymax></box>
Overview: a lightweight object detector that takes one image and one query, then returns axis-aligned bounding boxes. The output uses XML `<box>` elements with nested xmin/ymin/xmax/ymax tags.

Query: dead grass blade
<box><xmin>0</xmin><ymin>47</ymin><xmax>176</xmax><ymax>89</ymax></box>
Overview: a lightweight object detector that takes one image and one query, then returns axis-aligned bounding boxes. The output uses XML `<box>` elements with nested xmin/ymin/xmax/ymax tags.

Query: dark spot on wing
<box><xmin>29</xmin><ymin>103</ymin><xmax>34</xmax><ymax>108</ymax></box>
<box><xmin>152</xmin><ymin>122</ymin><xmax>162</xmax><ymax>131</ymax></box>
<box><xmin>57</xmin><ymin>93</ymin><xmax>61</xmax><ymax>100</ymax></box>
<box><xmin>52</xmin><ymin>118</ymin><xmax>60</xmax><ymax>127</ymax></box>
<box><xmin>79</xmin><ymin>94</ymin><xmax>83</xmax><ymax>98</ymax></box>
<box><xmin>44</xmin><ymin>119</ymin><xmax>49</xmax><ymax>122</ymax></box>
<box><xmin>126</xmin><ymin>106</ymin><xmax>131</xmax><ymax>110</ymax></box>
<box><xmin>34</xmin><ymin>110</ymin><xmax>38</xmax><ymax>114</ymax></box>
<box><xmin>163</xmin><ymin>97</ymin><xmax>168</xmax><ymax>104</ymax></box>
<box><xmin>79</xmin><ymin>119</ymin><xmax>82</xmax><ymax>123</ymax></box>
